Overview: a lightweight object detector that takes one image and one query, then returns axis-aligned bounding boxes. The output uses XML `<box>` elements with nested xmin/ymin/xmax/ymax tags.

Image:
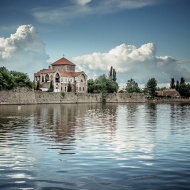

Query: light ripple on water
<box><xmin>0</xmin><ymin>103</ymin><xmax>190</xmax><ymax>190</ymax></box>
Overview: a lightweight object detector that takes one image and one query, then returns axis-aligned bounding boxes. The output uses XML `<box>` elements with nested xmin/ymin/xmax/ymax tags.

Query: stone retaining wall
<box><xmin>0</xmin><ymin>88</ymin><xmax>162</xmax><ymax>105</ymax></box>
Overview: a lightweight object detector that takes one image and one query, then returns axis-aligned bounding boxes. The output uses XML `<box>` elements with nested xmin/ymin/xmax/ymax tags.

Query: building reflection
<box><xmin>33</xmin><ymin>103</ymin><xmax>118</xmax><ymax>144</ymax></box>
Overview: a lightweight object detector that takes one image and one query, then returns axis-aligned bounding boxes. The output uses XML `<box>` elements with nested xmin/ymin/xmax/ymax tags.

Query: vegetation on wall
<box><xmin>0</xmin><ymin>67</ymin><xmax>33</xmax><ymax>90</ymax></box>
<box><xmin>48</xmin><ymin>80</ymin><xmax>54</xmax><ymax>92</ymax></box>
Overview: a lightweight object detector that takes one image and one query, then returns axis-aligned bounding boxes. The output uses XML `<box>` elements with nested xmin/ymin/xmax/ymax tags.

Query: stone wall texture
<box><xmin>5</xmin><ymin>88</ymin><xmax>189</xmax><ymax>105</ymax></box>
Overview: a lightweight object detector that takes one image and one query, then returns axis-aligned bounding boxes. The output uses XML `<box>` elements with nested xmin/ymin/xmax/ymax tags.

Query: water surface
<box><xmin>0</xmin><ymin>103</ymin><xmax>190</xmax><ymax>190</ymax></box>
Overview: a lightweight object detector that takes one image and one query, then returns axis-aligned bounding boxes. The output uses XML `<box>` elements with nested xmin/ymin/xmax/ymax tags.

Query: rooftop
<box><xmin>51</xmin><ymin>57</ymin><xmax>75</xmax><ymax>66</ymax></box>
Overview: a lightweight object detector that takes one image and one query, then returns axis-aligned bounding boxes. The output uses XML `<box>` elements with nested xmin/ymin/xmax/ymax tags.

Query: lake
<box><xmin>0</xmin><ymin>103</ymin><xmax>190</xmax><ymax>190</ymax></box>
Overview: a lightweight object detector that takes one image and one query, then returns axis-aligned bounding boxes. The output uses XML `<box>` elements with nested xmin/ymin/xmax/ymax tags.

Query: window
<box><xmin>55</xmin><ymin>73</ymin><xmax>60</xmax><ymax>82</ymax></box>
<box><xmin>83</xmin><ymin>87</ymin><xmax>85</xmax><ymax>91</ymax></box>
<box><xmin>79</xmin><ymin>87</ymin><xmax>81</xmax><ymax>91</ymax></box>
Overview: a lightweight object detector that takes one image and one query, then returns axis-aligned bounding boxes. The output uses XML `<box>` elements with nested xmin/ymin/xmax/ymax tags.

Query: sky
<box><xmin>0</xmin><ymin>0</ymin><xmax>190</xmax><ymax>88</ymax></box>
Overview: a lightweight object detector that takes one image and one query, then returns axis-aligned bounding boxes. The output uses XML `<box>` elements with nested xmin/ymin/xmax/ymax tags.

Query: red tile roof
<box><xmin>51</xmin><ymin>57</ymin><xmax>75</xmax><ymax>66</ymax></box>
<box><xmin>61</xmin><ymin>72</ymin><xmax>81</xmax><ymax>77</ymax></box>
<box><xmin>39</xmin><ymin>69</ymin><xmax>56</xmax><ymax>74</ymax></box>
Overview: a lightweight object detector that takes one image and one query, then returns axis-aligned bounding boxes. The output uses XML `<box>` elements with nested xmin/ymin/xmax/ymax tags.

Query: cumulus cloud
<box><xmin>33</xmin><ymin>0</ymin><xmax>161</xmax><ymax>23</ymax></box>
<box><xmin>0</xmin><ymin>25</ymin><xmax>49</xmax><ymax>78</ymax></box>
<box><xmin>73</xmin><ymin>43</ymin><xmax>190</xmax><ymax>86</ymax></box>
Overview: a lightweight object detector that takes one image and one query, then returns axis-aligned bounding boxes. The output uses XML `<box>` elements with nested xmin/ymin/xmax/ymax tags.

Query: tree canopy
<box><xmin>125</xmin><ymin>78</ymin><xmax>142</xmax><ymax>93</ymax></box>
<box><xmin>145</xmin><ymin>78</ymin><xmax>157</xmax><ymax>97</ymax></box>
<box><xmin>87</xmin><ymin>74</ymin><xmax>118</xmax><ymax>93</ymax></box>
<box><xmin>0</xmin><ymin>67</ymin><xmax>33</xmax><ymax>90</ymax></box>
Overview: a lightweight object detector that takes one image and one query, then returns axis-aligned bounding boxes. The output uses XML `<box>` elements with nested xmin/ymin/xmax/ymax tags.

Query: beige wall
<box><xmin>0</xmin><ymin>88</ymin><xmax>148</xmax><ymax>105</ymax></box>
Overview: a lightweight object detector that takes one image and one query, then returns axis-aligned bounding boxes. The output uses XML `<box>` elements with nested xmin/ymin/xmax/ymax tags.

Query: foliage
<box><xmin>180</xmin><ymin>77</ymin><xmax>185</xmax><ymax>85</ymax></box>
<box><xmin>156</xmin><ymin>87</ymin><xmax>166</xmax><ymax>91</ymax></box>
<box><xmin>48</xmin><ymin>80</ymin><xmax>54</xmax><ymax>92</ymax></box>
<box><xmin>118</xmin><ymin>89</ymin><xmax>124</xmax><ymax>93</ymax></box>
<box><xmin>87</xmin><ymin>74</ymin><xmax>119</xmax><ymax>93</ymax></box>
<box><xmin>10</xmin><ymin>71</ymin><xmax>33</xmax><ymax>88</ymax></box>
<box><xmin>170</xmin><ymin>78</ymin><xmax>175</xmax><ymax>89</ymax></box>
<box><xmin>179</xmin><ymin>83</ymin><xmax>190</xmax><ymax>97</ymax></box>
<box><xmin>61</xmin><ymin>92</ymin><xmax>65</xmax><ymax>98</ymax></box>
<box><xmin>175</xmin><ymin>80</ymin><xmax>179</xmax><ymax>91</ymax></box>
<box><xmin>0</xmin><ymin>67</ymin><xmax>32</xmax><ymax>90</ymax></box>
<box><xmin>125</xmin><ymin>78</ymin><xmax>142</xmax><ymax>93</ymax></box>
<box><xmin>109</xmin><ymin>66</ymin><xmax>117</xmax><ymax>82</ymax></box>
<box><xmin>36</xmin><ymin>80</ymin><xmax>40</xmax><ymax>90</ymax></box>
<box><xmin>87</xmin><ymin>79</ymin><xmax>95</xmax><ymax>93</ymax></box>
<box><xmin>145</xmin><ymin>78</ymin><xmax>157</xmax><ymax>97</ymax></box>
<box><xmin>67</xmin><ymin>81</ymin><xmax>72</xmax><ymax>92</ymax></box>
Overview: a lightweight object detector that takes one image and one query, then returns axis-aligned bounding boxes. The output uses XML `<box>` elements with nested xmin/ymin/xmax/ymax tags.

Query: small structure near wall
<box><xmin>34</xmin><ymin>57</ymin><xmax>88</xmax><ymax>93</ymax></box>
<box><xmin>156</xmin><ymin>89</ymin><xmax>180</xmax><ymax>98</ymax></box>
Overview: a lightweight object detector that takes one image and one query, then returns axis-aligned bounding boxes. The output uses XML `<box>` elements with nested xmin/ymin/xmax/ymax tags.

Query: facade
<box><xmin>34</xmin><ymin>57</ymin><xmax>88</xmax><ymax>92</ymax></box>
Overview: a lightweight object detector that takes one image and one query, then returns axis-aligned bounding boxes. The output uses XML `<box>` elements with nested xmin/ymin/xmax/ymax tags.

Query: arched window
<box><xmin>42</xmin><ymin>76</ymin><xmax>44</xmax><ymax>82</ymax></box>
<box><xmin>55</xmin><ymin>73</ymin><xmax>60</xmax><ymax>82</ymax></box>
<box><xmin>45</xmin><ymin>74</ymin><xmax>49</xmax><ymax>82</ymax></box>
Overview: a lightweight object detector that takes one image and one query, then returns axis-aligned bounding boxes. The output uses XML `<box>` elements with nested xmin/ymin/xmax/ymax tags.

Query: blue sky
<box><xmin>0</xmin><ymin>0</ymin><xmax>190</xmax><ymax>87</ymax></box>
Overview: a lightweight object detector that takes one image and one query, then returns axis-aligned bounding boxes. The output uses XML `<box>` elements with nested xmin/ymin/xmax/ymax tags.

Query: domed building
<box><xmin>34</xmin><ymin>57</ymin><xmax>88</xmax><ymax>92</ymax></box>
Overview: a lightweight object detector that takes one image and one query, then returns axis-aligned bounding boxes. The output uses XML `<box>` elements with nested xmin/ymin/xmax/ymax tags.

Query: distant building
<box><xmin>34</xmin><ymin>57</ymin><xmax>88</xmax><ymax>92</ymax></box>
<box><xmin>156</xmin><ymin>89</ymin><xmax>180</xmax><ymax>98</ymax></box>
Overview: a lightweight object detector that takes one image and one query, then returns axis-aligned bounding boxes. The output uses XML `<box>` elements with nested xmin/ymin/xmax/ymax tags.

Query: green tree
<box><xmin>125</xmin><ymin>78</ymin><xmax>141</xmax><ymax>93</ymax></box>
<box><xmin>36</xmin><ymin>80</ymin><xmax>40</xmax><ymax>90</ymax></box>
<box><xmin>175</xmin><ymin>80</ymin><xmax>179</xmax><ymax>91</ymax></box>
<box><xmin>145</xmin><ymin>78</ymin><xmax>157</xmax><ymax>97</ymax></box>
<box><xmin>0</xmin><ymin>67</ymin><xmax>15</xmax><ymax>90</ymax></box>
<box><xmin>180</xmin><ymin>77</ymin><xmax>185</xmax><ymax>85</ymax></box>
<box><xmin>108</xmin><ymin>66</ymin><xmax>117</xmax><ymax>82</ymax></box>
<box><xmin>109</xmin><ymin>66</ymin><xmax>113</xmax><ymax>79</ymax></box>
<box><xmin>48</xmin><ymin>80</ymin><xmax>54</xmax><ymax>92</ymax></box>
<box><xmin>170</xmin><ymin>78</ymin><xmax>175</xmax><ymax>89</ymax></box>
<box><xmin>10</xmin><ymin>71</ymin><xmax>33</xmax><ymax>88</ymax></box>
<box><xmin>87</xmin><ymin>79</ymin><xmax>95</xmax><ymax>93</ymax></box>
<box><xmin>89</xmin><ymin>74</ymin><xmax>119</xmax><ymax>93</ymax></box>
<box><xmin>113</xmin><ymin>69</ymin><xmax>117</xmax><ymax>82</ymax></box>
<box><xmin>179</xmin><ymin>83</ymin><xmax>190</xmax><ymax>97</ymax></box>
<box><xmin>67</xmin><ymin>81</ymin><xmax>72</xmax><ymax>92</ymax></box>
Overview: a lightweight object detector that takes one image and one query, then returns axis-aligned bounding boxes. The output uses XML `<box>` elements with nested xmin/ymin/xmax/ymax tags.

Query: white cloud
<box><xmin>75</xmin><ymin>0</ymin><xmax>91</xmax><ymax>6</ymax></box>
<box><xmin>73</xmin><ymin>43</ymin><xmax>190</xmax><ymax>86</ymax></box>
<box><xmin>33</xmin><ymin>0</ymin><xmax>162</xmax><ymax>23</ymax></box>
<box><xmin>0</xmin><ymin>25</ymin><xmax>49</xmax><ymax>79</ymax></box>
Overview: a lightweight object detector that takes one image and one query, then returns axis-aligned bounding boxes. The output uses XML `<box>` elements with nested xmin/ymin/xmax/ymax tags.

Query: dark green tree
<box><xmin>179</xmin><ymin>83</ymin><xmax>190</xmax><ymax>97</ymax></box>
<box><xmin>113</xmin><ymin>69</ymin><xmax>117</xmax><ymax>82</ymax></box>
<box><xmin>0</xmin><ymin>67</ymin><xmax>15</xmax><ymax>90</ymax></box>
<box><xmin>180</xmin><ymin>77</ymin><xmax>185</xmax><ymax>85</ymax></box>
<box><xmin>175</xmin><ymin>80</ymin><xmax>179</xmax><ymax>91</ymax></box>
<box><xmin>67</xmin><ymin>81</ymin><xmax>72</xmax><ymax>92</ymax></box>
<box><xmin>87</xmin><ymin>79</ymin><xmax>95</xmax><ymax>93</ymax></box>
<box><xmin>48</xmin><ymin>80</ymin><xmax>54</xmax><ymax>92</ymax></box>
<box><xmin>88</xmin><ymin>74</ymin><xmax>119</xmax><ymax>93</ymax></box>
<box><xmin>170</xmin><ymin>78</ymin><xmax>175</xmax><ymax>89</ymax></box>
<box><xmin>108</xmin><ymin>66</ymin><xmax>117</xmax><ymax>82</ymax></box>
<box><xmin>10</xmin><ymin>71</ymin><xmax>33</xmax><ymax>88</ymax></box>
<box><xmin>145</xmin><ymin>78</ymin><xmax>157</xmax><ymax>97</ymax></box>
<box><xmin>109</xmin><ymin>66</ymin><xmax>113</xmax><ymax>79</ymax></box>
<box><xmin>125</xmin><ymin>78</ymin><xmax>141</xmax><ymax>93</ymax></box>
<box><xmin>36</xmin><ymin>80</ymin><xmax>40</xmax><ymax>90</ymax></box>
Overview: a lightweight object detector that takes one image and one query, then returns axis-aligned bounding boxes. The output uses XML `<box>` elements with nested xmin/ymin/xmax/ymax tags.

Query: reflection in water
<box><xmin>0</xmin><ymin>103</ymin><xmax>190</xmax><ymax>190</ymax></box>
